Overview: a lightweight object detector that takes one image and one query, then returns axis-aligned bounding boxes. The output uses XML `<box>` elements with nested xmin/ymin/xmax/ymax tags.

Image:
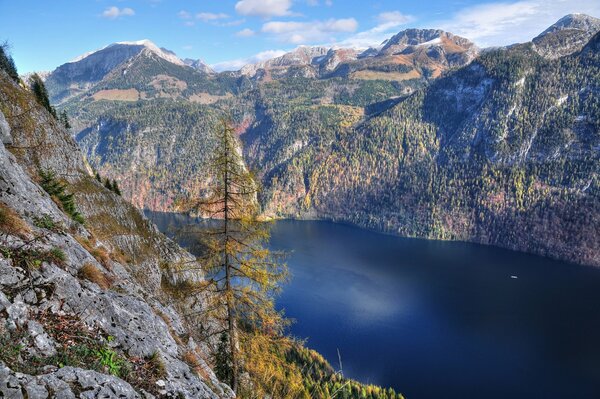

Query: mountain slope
<box><xmin>45</xmin><ymin>40</ymin><xmax>224</xmax><ymax>105</ymax></box>
<box><xmin>302</xmin><ymin>37</ymin><xmax>599</xmax><ymax>266</ymax></box>
<box><xmin>0</xmin><ymin>70</ymin><xmax>231</xmax><ymax>397</ymax></box>
<box><xmin>532</xmin><ymin>14</ymin><xmax>600</xmax><ymax>59</ymax></box>
<box><xmin>238</xmin><ymin>21</ymin><xmax>600</xmax><ymax>266</ymax></box>
<box><xmin>52</xmin><ymin>16</ymin><xmax>600</xmax><ymax>267</ymax></box>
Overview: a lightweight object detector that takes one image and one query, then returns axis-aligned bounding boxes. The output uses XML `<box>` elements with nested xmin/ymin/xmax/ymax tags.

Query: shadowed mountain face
<box><xmin>46</xmin><ymin>16</ymin><xmax>600</xmax><ymax>266</ymax></box>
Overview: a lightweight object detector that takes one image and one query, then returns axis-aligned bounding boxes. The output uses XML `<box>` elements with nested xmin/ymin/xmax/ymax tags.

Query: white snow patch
<box><xmin>116</xmin><ymin>40</ymin><xmax>184</xmax><ymax>66</ymax></box>
<box><xmin>515</xmin><ymin>77</ymin><xmax>526</xmax><ymax>87</ymax></box>
<box><xmin>556</xmin><ymin>95</ymin><xmax>568</xmax><ymax>106</ymax></box>
<box><xmin>417</xmin><ymin>37</ymin><xmax>442</xmax><ymax>47</ymax></box>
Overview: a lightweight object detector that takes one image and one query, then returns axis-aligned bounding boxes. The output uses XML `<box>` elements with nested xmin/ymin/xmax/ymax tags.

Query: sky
<box><xmin>1</xmin><ymin>0</ymin><xmax>599</xmax><ymax>73</ymax></box>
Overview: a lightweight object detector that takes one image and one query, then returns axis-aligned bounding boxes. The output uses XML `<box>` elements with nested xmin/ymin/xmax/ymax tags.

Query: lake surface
<box><xmin>146</xmin><ymin>211</ymin><xmax>600</xmax><ymax>399</ymax></box>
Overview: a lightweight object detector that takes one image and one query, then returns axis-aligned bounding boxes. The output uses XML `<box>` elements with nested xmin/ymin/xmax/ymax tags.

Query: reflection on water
<box><xmin>147</xmin><ymin>212</ymin><xmax>600</xmax><ymax>399</ymax></box>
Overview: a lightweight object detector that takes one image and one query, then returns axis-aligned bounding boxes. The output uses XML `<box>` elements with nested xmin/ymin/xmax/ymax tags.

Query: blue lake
<box><xmin>147</xmin><ymin>212</ymin><xmax>600</xmax><ymax>399</ymax></box>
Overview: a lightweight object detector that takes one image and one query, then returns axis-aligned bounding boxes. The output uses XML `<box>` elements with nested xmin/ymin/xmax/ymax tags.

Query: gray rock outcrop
<box><xmin>0</xmin><ymin>110</ymin><xmax>11</xmax><ymax>145</ymax></box>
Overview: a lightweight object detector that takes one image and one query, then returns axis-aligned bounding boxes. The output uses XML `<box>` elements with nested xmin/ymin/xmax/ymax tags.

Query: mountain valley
<box><xmin>44</xmin><ymin>14</ymin><xmax>600</xmax><ymax>267</ymax></box>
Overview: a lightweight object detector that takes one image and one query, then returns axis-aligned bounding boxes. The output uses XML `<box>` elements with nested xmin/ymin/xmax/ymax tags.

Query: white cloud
<box><xmin>196</xmin><ymin>12</ymin><xmax>229</xmax><ymax>22</ymax></box>
<box><xmin>434</xmin><ymin>0</ymin><xmax>600</xmax><ymax>47</ymax></box>
<box><xmin>236</xmin><ymin>28</ymin><xmax>256</xmax><ymax>37</ymax></box>
<box><xmin>305</xmin><ymin>0</ymin><xmax>331</xmax><ymax>5</ymax></box>
<box><xmin>235</xmin><ymin>0</ymin><xmax>293</xmax><ymax>18</ymax></box>
<box><xmin>101</xmin><ymin>6</ymin><xmax>135</xmax><ymax>19</ymax></box>
<box><xmin>377</xmin><ymin>11</ymin><xmax>413</xmax><ymax>26</ymax></box>
<box><xmin>211</xmin><ymin>49</ymin><xmax>288</xmax><ymax>71</ymax></box>
<box><xmin>217</xmin><ymin>19</ymin><xmax>246</xmax><ymax>27</ymax></box>
<box><xmin>334</xmin><ymin>11</ymin><xmax>414</xmax><ymax>48</ymax></box>
<box><xmin>178</xmin><ymin>10</ymin><xmax>192</xmax><ymax>19</ymax></box>
<box><xmin>180</xmin><ymin>10</ymin><xmax>233</xmax><ymax>26</ymax></box>
<box><xmin>262</xmin><ymin>18</ymin><xmax>358</xmax><ymax>43</ymax></box>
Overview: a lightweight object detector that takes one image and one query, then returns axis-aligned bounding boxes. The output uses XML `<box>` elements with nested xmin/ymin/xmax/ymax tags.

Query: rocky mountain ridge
<box><xmin>239</xmin><ymin>29</ymin><xmax>479</xmax><ymax>81</ymax></box>
<box><xmin>532</xmin><ymin>14</ymin><xmax>600</xmax><ymax>59</ymax></box>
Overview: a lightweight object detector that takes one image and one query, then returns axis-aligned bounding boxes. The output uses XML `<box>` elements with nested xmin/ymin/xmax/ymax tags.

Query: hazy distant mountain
<box><xmin>532</xmin><ymin>14</ymin><xmax>600</xmax><ymax>59</ymax></box>
<box><xmin>183</xmin><ymin>58</ymin><xmax>215</xmax><ymax>74</ymax></box>
<box><xmin>240</xmin><ymin>29</ymin><xmax>478</xmax><ymax>81</ymax></box>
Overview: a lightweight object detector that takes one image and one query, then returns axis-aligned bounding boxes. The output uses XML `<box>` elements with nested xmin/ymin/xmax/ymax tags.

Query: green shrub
<box><xmin>39</xmin><ymin>170</ymin><xmax>85</xmax><ymax>224</ymax></box>
<box><xmin>48</xmin><ymin>247</ymin><xmax>67</xmax><ymax>265</ymax></box>
<box><xmin>33</xmin><ymin>214</ymin><xmax>57</xmax><ymax>230</ymax></box>
<box><xmin>96</xmin><ymin>347</ymin><xmax>125</xmax><ymax>376</ymax></box>
<box><xmin>0</xmin><ymin>246</ymin><xmax>67</xmax><ymax>270</ymax></box>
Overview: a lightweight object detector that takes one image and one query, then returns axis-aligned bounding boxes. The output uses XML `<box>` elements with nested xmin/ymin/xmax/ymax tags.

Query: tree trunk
<box><xmin>224</xmin><ymin>149</ymin><xmax>238</xmax><ymax>393</ymax></box>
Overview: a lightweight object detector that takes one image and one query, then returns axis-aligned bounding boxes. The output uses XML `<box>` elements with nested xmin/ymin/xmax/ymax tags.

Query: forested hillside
<box><xmin>49</xmin><ymin>16</ymin><xmax>600</xmax><ymax>266</ymax></box>
<box><xmin>306</xmin><ymin>36</ymin><xmax>600</xmax><ymax>265</ymax></box>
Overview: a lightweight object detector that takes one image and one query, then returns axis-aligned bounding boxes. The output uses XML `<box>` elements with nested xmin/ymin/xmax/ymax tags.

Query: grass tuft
<box><xmin>0</xmin><ymin>202</ymin><xmax>31</xmax><ymax>238</ymax></box>
<box><xmin>78</xmin><ymin>263</ymin><xmax>113</xmax><ymax>289</ymax></box>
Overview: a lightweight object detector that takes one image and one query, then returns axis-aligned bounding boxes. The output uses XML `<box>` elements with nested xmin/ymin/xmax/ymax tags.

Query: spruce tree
<box><xmin>60</xmin><ymin>110</ymin><xmax>71</xmax><ymax>129</ymax></box>
<box><xmin>29</xmin><ymin>73</ymin><xmax>56</xmax><ymax>118</ymax></box>
<box><xmin>112</xmin><ymin>179</ymin><xmax>121</xmax><ymax>195</ymax></box>
<box><xmin>0</xmin><ymin>42</ymin><xmax>19</xmax><ymax>82</ymax></box>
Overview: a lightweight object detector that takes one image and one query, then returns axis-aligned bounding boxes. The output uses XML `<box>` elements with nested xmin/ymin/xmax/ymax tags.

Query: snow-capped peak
<box><xmin>113</xmin><ymin>39</ymin><xmax>184</xmax><ymax>66</ymax></box>
<box><xmin>70</xmin><ymin>39</ymin><xmax>184</xmax><ymax>66</ymax></box>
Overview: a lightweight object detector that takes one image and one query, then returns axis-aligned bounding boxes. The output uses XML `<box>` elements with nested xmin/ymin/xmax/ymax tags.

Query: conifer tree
<box><xmin>104</xmin><ymin>178</ymin><xmax>113</xmax><ymax>191</ymax></box>
<box><xmin>39</xmin><ymin>170</ymin><xmax>85</xmax><ymax>224</ymax></box>
<box><xmin>60</xmin><ymin>110</ymin><xmax>71</xmax><ymax>129</ymax></box>
<box><xmin>112</xmin><ymin>179</ymin><xmax>121</xmax><ymax>195</ymax></box>
<box><xmin>29</xmin><ymin>73</ymin><xmax>57</xmax><ymax>118</ymax></box>
<box><xmin>95</xmin><ymin>172</ymin><xmax>102</xmax><ymax>182</ymax></box>
<box><xmin>185</xmin><ymin>119</ymin><xmax>288</xmax><ymax>393</ymax></box>
<box><xmin>0</xmin><ymin>42</ymin><xmax>19</xmax><ymax>82</ymax></box>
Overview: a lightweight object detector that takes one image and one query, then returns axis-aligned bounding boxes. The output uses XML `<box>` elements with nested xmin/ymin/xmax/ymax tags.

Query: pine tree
<box><xmin>112</xmin><ymin>179</ymin><xmax>121</xmax><ymax>195</ymax></box>
<box><xmin>0</xmin><ymin>42</ymin><xmax>19</xmax><ymax>82</ymax></box>
<box><xmin>185</xmin><ymin>119</ymin><xmax>288</xmax><ymax>393</ymax></box>
<box><xmin>60</xmin><ymin>110</ymin><xmax>71</xmax><ymax>129</ymax></box>
<box><xmin>29</xmin><ymin>73</ymin><xmax>56</xmax><ymax>118</ymax></box>
<box><xmin>104</xmin><ymin>178</ymin><xmax>113</xmax><ymax>191</ymax></box>
<box><xmin>95</xmin><ymin>172</ymin><xmax>102</xmax><ymax>182</ymax></box>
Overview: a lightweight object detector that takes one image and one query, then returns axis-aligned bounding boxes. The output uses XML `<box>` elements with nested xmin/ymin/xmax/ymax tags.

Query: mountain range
<box><xmin>42</xmin><ymin>14</ymin><xmax>600</xmax><ymax>267</ymax></box>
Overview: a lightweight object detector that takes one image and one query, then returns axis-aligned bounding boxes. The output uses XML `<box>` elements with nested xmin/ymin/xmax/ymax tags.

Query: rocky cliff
<box><xmin>0</xmin><ymin>71</ymin><xmax>231</xmax><ymax>398</ymax></box>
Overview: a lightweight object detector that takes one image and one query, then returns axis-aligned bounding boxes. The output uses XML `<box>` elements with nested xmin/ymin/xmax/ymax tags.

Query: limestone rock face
<box><xmin>0</xmin><ymin>70</ymin><xmax>231</xmax><ymax>398</ymax></box>
<box><xmin>0</xmin><ymin>110</ymin><xmax>11</xmax><ymax>145</ymax></box>
<box><xmin>0</xmin><ymin>364</ymin><xmax>142</xmax><ymax>399</ymax></box>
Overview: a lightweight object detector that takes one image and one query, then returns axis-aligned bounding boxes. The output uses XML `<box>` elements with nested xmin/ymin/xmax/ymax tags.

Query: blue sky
<box><xmin>2</xmin><ymin>0</ymin><xmax>599</xmax><ymax>73</ymax></box>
